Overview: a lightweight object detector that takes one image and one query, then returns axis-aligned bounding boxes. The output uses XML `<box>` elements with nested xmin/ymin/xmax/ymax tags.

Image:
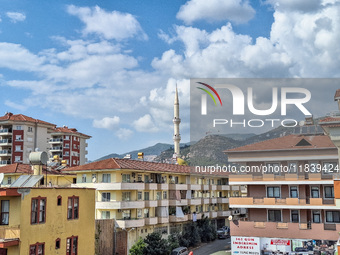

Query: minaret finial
<box><xmin>173</xmin><ymin>83</ymin><xmax>181</xmax><ymax>157</ymax></box>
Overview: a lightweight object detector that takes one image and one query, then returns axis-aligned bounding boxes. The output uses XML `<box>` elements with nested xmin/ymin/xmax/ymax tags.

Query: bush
<box><xmin>144</xmin><ymin>232</ymin><xmax>169</xmax><ymax>255</ymax></box>
<box><xmin>129</xmin><ymin>238</ymin><xmax>145</xmax><ymax>255</ymax></box>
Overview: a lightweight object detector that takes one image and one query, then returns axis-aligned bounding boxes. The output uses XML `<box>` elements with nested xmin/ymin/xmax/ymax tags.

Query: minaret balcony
<box><xmin>173</xmin><ymin>135</ymin><xmax>181</xmax><ymax>141</ymax></box>
<box><xmin>173</xmin><ymin>118</ymin><xmax>181</xmax><ymax>124</ymax></box>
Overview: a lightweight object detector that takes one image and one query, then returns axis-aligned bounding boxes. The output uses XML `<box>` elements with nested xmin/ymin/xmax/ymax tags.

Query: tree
<box><xmin>129</xmin><ymin>238</ymin><xmax>146</xmax><ymax>255</ymax></box>
<box><xmin>179</xmin><ymin>222</ymin><xmax>200</xmax><ymax>247</ymax></box>
<box><xmin>198</xmin><ymin>215</ymin><xmax>217</xmax><ymax>242</ymax></box>
<box><xmin>144</xmin><ymin>232</ymin><xmax>169</xmax><ymax>255</ymax></box>
<box><xmin>167</xmin><ymin>233</ymin><xmax>180</xmax><ymax>254</ymax></box>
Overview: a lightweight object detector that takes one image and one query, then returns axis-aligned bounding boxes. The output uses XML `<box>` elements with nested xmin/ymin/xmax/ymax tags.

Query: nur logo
<box><xmin>196</xmin><ymin>82</ymin><xmax>223</xmax><ymax>115</ymax></box>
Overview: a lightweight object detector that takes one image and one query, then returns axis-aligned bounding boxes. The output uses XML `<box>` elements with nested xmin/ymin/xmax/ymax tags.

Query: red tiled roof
<box><xmin>334</xmin><ymin>89</ymin><xmax>340</xmax><ymax>100</ymax></box>
<box><xmin>51</xmin><ymin>126</ymin><xmax>91</xmax><ymax>138</ymax></box>
<box><xmin>226</xmin><ymin>134</ymin><xmax>336</xmax><ymax>153</ymax></box>
<box><xmin>319</xmin><ymin>117</ymin><xmax>340</xmax><ymax>127</ymax></box>
<box><xmin>0</xmin><ymin>112</ymin><xmax>55</xmax><ymax>126</ymax></box>
<box><xmin>65</xmin><ymin>158</ymin><xmax>191</xmax><ymax>173</ymax></box>
<box><xmin>0</xmin><ymin>163</ymin><xmax>73</xmax><ymax>175</ymax></box>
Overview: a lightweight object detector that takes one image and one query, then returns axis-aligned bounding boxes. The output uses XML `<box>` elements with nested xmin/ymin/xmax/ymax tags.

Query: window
<box><xmin>137</xmin><ymin>192</ymin><xmax>142</xmax><ymax>200</ymax></box>
<box><xmin>102</xmin><ymin>174</ymin><xmax>111</xmax><ymax>183</ymax></box>
<box><xmin>144</xmin><ymin>208</ymin><xmax>149</xmax><ymax>218</ymax></box>
<box><xmin>291</xmin><ymin>210</ymin><xmax>299</xmax><ymax>223</ymax></box>
<box><xmin>15</xmin><ymin>135</ymin><xmax>22</xmax><ymax>141</ymax></box>
<box><xmin>156</xmin><ymin>191</ymin><xmax>161</xmax><ymax>200</ymax></box>
<box><xmin>324</xmin><ymin>186</ymin><xmax>334</xmax><ymax>198</ymax></box>
<box><xmin>122</xmin><ymin>174</ymin><xmax>130</xmax><ymax>183</ymax></box>
<box><xmin>137</xmin><ymin>209</ymin><xmax>142</xmax><ymax>218</ymax></box>
<box><xmin>15</xmin><ymin>145</ymin><xmax>21</xmax><ymax>151</ymax></box>
<box><xmin>81</xmin><ymin>174</ymin><xmax>86</xmax><ymax>183</ymax></box>
<box><xmin>102</xmin><ymin>193</ymin><xmax>111</xmax><ymax>202</ymax></box>
<box><xmin>137</xmin><ymin>174</ymin><xmax>143</xmax><ymax>182</ymax></box>
<box><xmin>309</xmin><ymin>162</ymin><xmax>318</xmax><ymax>173</ymax></box>
<box><xmin>31</xmin><ymin>197</ymin><xmax>46</xmax><ymax>224</ymax></box>
<box><xmin>144</xmin><ymin>175</ymin><xmax>150</xmax><ymax>183</ymax></box>
<box><xmin>30</xmin><ymin>242</ymin><xmax>44</xmax><ymax>255</ymax></box>
<box><xmin>144</xmin><ymin>192</ymin><xmax>149</xmax><ymax>201</ymax></box>
<box><xmin>66</xmin><ymin>236</ymin><xmax>78</xmax><ymax>255</ymax></box>
<box><xmin>267</xmin><ymin>187</ymin><xmax>280</xmax><ymax>198</ymax></box>
<box><xmin>64</xmin><ymin>151</ymin><xmax>70</xmax><ymax>156</ymax></box>
<box><xmin>122</xmin><ymin>210</ymin><xmax>131</xmax><ymax>220</ymax></box>
<box><xmin>101</xmin><ymin>211</ymin><xmax>110</xmax><ymax>219</ymax></box>
<box><xmin>122</xmin><ymin>192</ymin><xmax>131</xmax><ymax>201</ymax></box>
<box><xmin>326</xmin><ymin>211</ymin><xmax>340</xmax><ymax>223</ymax></box>
<box><xmin>266</xmin><ymin>163</ymin><xmax>280</xmax><ymax>175</ymax></box>
<box><xmin>312</xmin><ymin>210</ymin><xmax>321</xmax><ymax>223</ymax></box>
<box><xmin>65</xmin><ymin>136</ymin><xmax>70</xmax><ymax>140</ymax></box>
<box><xmin>288</xmin><ymin>162</ymin><xmax>297</xmax><ymax>173</ymax></box>
<box><xmin>7</xmin><ymin>177</ymin><xmax>11</xmax><ymax>185</ymax></box>
<box><xmin>57</xmin><ymin>196</ymin><xmax>62</xmax><ymax>206</ymax></box>
<box><xmin>268</xmin><ymin>210</ymin><xmax>281</xmax><ymax>222</ymax></box>
<box><xmin>311</xmin><ymin>186</ymin><xmax>319</xmax><ymax>198</ymax></box>
<box><xmin>163</xmin><ymin>191</ymin><xmax>167</xmax><ymax>199</ymax></box>
<box><xmin>92</xmin><ymin>174</ymin><xmax>97</xmax><ymax>183</ymax></box>
<box><xmin>67</xmin><ymin>196</ymin><xmax>79</xmax><ymax>220</ymax></box>
<box><xmin>65</xmin><ymin>143</ymin><xmax>70</xmax><ymax>148</ymax></box>
<box><xmin>290</xmin><ymin>186</ymin><xmax>298</xmax><ymax>198</ymax></box>
<box><xmin>323</xmin><ymin>162</ymin><xmax>337</xmax><ymax>174</ymax></box>
<box><xmin>55</xmin><ymin>238</ymin><xmax>60</xmax><ymax>249</ymax></box>
<box><xmin>1</xmin><ymin>200</ymin><xmax>9</xmax><ymax>225</ymax></box>
<box><xmin>28</xmin><ymin>127</ymin><xmax>33</xmax><ymax>132</ymax></box>
<box><xmin>175</xmin><ymin>176</ymin><xmax>179</xmax><ymax>184</ymax></box>
<box><xmin>15</xmin><ymin>156</ymin><xmax>21</xmax><ymax>162</ymax></box>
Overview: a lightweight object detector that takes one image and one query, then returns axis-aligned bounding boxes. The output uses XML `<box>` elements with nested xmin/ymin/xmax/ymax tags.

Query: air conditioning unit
<box><xmin>232</xmin><ymin>209</ymin><xmax>240</xmax><ymax>215</ymax></box>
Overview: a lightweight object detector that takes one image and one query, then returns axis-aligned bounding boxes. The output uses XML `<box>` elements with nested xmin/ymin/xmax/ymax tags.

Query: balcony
<box><xmin>74</xmin><ymin>182</ymin><xmax>145</xmax><ymax>190</ymax></box>
<box><xmin>217</xmin><ymin>198</ymin><xmax>229</xmax><ymax>204</ymax></box>
<box><xmin>229</xmin><ymin>173</ymin><xmax>334</xmax><ymax>183</ymax></box>
<box><xmin>157</xmin><ymin>200</ymin><xmax>169</xmax><ymax>207</ymax></box>
<box><xmin>169</xmin><ymin>184</ymin><xmax>188</xmax><ymax>190</ymax></box>
<box><xmin>158</xmin><ymin>217</ymin><xmax>169</xmax><ymax>224</ymax></box>
<box><xmin>0</xmin><ymin>160</ymin><xmax>11</xmax><ymax>166</ymax></box>
<box><xmin>157</xmin><ymin>183</ymin><xmax>169</xmax><ymax>190</ymax></box>
<box><xmin>49</xmin><ymin>138</ymin><xmax>63</xmax><ymax>144</ymax></box>
<box><xmin>210</xmin><ymin>198</ymin><xmax>217</xmax><ymax>204</ymax></box>
<box><xmin>201</xmin><ymin>184</ymin><xmax>209</xmax><ymax>190</ymax></box>
<box><xmin>169</xmin><ymin>215</ymin><xmax>188</xmax><ymax>222</ymax></box>
<box><xmin>0</xmin><ymin>139</ymin><xmax>11</xmax><ymax>146</ymax></box>
<box><xmin>217</xmin><ymin>211</ymin><xmax>231</xmax><ymax>217</ymax></box>
<box><xmin>96</xmin><ymin>200</ymin><xmax>144</xmax><ymax>209</ymax></box>
<box><xmin>209</xmin><ymin>185</ymin><xmax>217</xmax><ymax>191</ymax></box>
<box><xmin>0</xmin><ymin>129</ymin><xmax>12</xmax><ymax>136</ymax></box>
<box><xmin>210</xmin><ymin>211</ymin><xmax>218</xmax><ymax>218</ymax></box>
<box><xmin>0</xmin><ymin>226</ymin><xmax>20</xmax><ymax>240</ymax></box>
<box><xmin>231</xmin><ymin>221</ymin><xmax>340</xmax><ymax>240</ymax></box>
<box><xmin>116</xmin><ymin>218</ymin><xmax>145</xmax><ymax>228</ymax></box>
<box><xmin>189</xmin><ymin>184</ymin><xmax>201</xmax><ymax>190</ymax></box>
<box><xmin>169</xmin><ymin>199</ymin><xmax>188</xmax><ymax>206</ymax></box>
<box><xmin>188</xmin><ymin>213</ymin><xmax>202</xmax><ymax>220</ymax></box>
<box><xmin>217</xmin><ymin>185</ymin><xmax>230</xmax><ymax>191</ymax></box>
<box><xmin>50</xmin><ymin>147</ymin><xmax>63</xmax><ymax>152</ymax></box>
<box><xmin>188</xmin><ymin>198</ymin><xmax>201</xmax><ymax>205</ymax></box>
<box><xmin>144</xmin><ymin>217</ymin><xmax>158</xmax><ymax>225</ymax></box>
<box><xmin>201</xmin><ymin>198</ymin><xmax>209</xmax><ymax>204</ymax></box>
<box><xmin>145</xmin><ymin>183</ymin><xmax>158</xmax><ymax>190</ymax></box>
<box><xmin>0</xmin><ymin>150</ymin><xmax>11</xmax><ymax>156</ymax></box>
<box><xmin>145</xmin><ymin>200</ymin><xmax>157</xmax><ymax>207</ymax></box>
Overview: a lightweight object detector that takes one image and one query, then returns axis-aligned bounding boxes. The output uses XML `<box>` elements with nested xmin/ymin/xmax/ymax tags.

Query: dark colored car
<box><xmin>217</xmin><ymin>226</ymin><xmax>230</xmax><ymax>239</ymax></box>
<box><xmin>171</xmin><ymin>247</ymin><xmax>189</xmax><ymax>255</ymax></box>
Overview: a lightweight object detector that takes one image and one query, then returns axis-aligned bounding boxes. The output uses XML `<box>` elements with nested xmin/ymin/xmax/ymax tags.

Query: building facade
<box><xmin>0</xmin><ymin>187</ymin><xmax>95</xmax><ymax>255</ymax></box>
<box><xmin>0</xmin><ymin>113</ymin><xmax>90</xmax><ymax>167</ymax></box>
<box><xmin>226</xmin><ymin>134</ymin><xmax>340</xmax><ymax>255</ymax></box>
<box><xmin>63</xmin><ymin>158</ymin><xmax>242</xmax><ymax>253</ymax></box>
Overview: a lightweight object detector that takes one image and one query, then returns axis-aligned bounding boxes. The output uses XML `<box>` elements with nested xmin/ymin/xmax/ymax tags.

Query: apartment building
<box><xmin>226</xmin><ymin>134</ymin><xmax>340</xmax><ymax>255</ymax></box>
<box><xmin>49</xmin><ymin>126</ymin><xmax>91</xmax><ymax>166</ymax></box>
<box><xmin>0</xmin><ymin>187</ymin><xmax>95</xmax><ymax>255</ymax></box>
<box><xmin>0</xmin><ymin>113</ymin><xmax>90</xmax><ymax>167</ymax></box>
<box><xmin>63</xmin><ymin>158</ymin><xmax>242</xmax><ymax>253</ymax></box>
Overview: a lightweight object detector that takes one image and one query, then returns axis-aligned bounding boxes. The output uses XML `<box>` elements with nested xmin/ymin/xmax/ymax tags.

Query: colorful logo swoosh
<box><xmin>196</xmin><ymin>82</ymin><xmax>223</xmax><ymax>106</ymax></box>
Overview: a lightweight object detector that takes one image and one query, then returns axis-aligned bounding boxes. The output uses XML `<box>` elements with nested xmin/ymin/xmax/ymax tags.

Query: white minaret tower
<box><xmin>173</xmin><ymin>85</ymin><xmax>181</xmax><ymax>156</ymax></box>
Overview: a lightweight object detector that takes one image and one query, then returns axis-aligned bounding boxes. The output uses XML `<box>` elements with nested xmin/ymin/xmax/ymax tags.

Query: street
<box><xmin>193</xmin><ymin>237</ymin><xmax>231</xmax><ymax>255</ymax></box>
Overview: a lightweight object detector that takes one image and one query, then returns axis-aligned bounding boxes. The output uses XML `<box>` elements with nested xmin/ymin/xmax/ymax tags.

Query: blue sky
<box><xmin>0</xmin><ymin>0</ymin><xmax>339</xmax><ymax>160</ymax></box>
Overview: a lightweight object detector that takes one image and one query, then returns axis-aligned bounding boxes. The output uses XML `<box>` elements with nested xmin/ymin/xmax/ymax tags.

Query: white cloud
<box><xmin>4</xmin><ymin>100</ymin><xmax>27</xmax><ymax>111</ymax></box>
<box><xmin>177</xmin><ymin>0</ymin><xmax>255</xmax><ymax>24</ymax></box>
<box><xmin>116</xmin><ymin>128</ymin><xmax>133</xmax><ymax>140</ymax></box>
<box><xmin>6</xmin><ymin>12</ymin><xmax>26</xmax><ymax>23</ymax></box>
<box><xmin>93</xmin><ymin>116</ymin><xmax>120</xmax><ymax>130</ymax></box>
<box><xmin>133</xmin><ymin>114</ymin><xmax>159</xmax><ymax>133</ymax></box>
<box><xmin>67</xmin><ymin>5</ymin><xmax>147</xmax><ymax>41</ymax></box>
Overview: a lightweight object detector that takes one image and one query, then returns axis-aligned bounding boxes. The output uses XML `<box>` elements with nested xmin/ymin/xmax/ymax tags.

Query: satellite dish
<box><xmin>0</xmin><ymin>173</ymin><xmax>4</xmax><ymax>184</ymax></box>
<box><xmin>228</xmin><ymin>215</ymin><xmax>233</xmax><ymax>221</ymax></box>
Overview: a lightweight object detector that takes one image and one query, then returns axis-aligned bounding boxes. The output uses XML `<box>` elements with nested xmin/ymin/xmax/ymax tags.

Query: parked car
<box><xmin>217</xmin><ymin>226</ymin><xmax>230</xmax><ymax>239</ymax></box>
<box><xmin>171</xmin><ymin>247</ymin><xmax>189</xmax><ymax>255</ymax></box>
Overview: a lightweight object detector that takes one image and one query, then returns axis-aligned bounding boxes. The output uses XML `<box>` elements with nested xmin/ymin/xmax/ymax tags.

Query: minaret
<box><xmin>173</xmin><ymin>85</ymin><xmax>181</xmax><ymax>156</ymax></box>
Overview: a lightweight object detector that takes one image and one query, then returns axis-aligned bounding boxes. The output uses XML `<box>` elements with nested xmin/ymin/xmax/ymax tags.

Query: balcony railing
<box><xmin>0</xmin><ymin>139</ymin><xmax>11</xmax><ymax>144</ymax></box>
<box><xmin>116</xmin><ymin>218</ymin><xmax>145</xmax><ymax>228</ymax></box>
<box><xmin>50</xmin><ymin>147</ymin><xmax>63</xmax><ymax>151</ymax></box>
<box><xmin>230</xmin><ymin>197</ymin><xmax>335</xmax><ymax>206</ymax></box>
<box><xmin>0</xmin><ymin>160</ymin><xmax>11</xmax><ymax>165</ymax></box>
<box><xmin>0</xmin><ymin>225</ymin><xmax>20</xmax><ymax>239</ymax></box>
<box><xmin>49</xmin><ymin>138</ymin><xmax>63</xmax><ymax>143</ymax></box>
<box><xmin>0</xmin><ymin>150</ymin><xmax>11</xmax><ymax>155</ymax></box>
<box><xmin>0</xmin><ymin>129</ymin><xmax>11</xmax><ymax>134</ymax></box>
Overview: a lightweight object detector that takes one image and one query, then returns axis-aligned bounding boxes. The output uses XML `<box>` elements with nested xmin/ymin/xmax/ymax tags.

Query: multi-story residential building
<box><xmin>226</xmin><ymin>134</ymin><xmax>340</xmax><ymax>255</ymax></box>
<box><xmin>0</xmin><ymin>186</ymin><xmax>95</xmax><ymax>255</ymax></box>
<box><xmin>63</xmin><ymin>158</ymin><xmax>241</xmax><ymax>253</ymax></box>
<box><xmin>49</xmin><ymin>126</ymin><xmax>91</xmax><ymax>166</ymax></box>
<box><xmin>0</xmin><ymin>113</ymin><xmax>90</xmax><ymax>167</ymax></box>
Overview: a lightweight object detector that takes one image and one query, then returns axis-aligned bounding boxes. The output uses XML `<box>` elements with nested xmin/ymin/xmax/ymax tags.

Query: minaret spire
<box><xmin>173</xmin><ymin>84</ymin><xmax>181</xmax><ymax>157</ymax></box>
